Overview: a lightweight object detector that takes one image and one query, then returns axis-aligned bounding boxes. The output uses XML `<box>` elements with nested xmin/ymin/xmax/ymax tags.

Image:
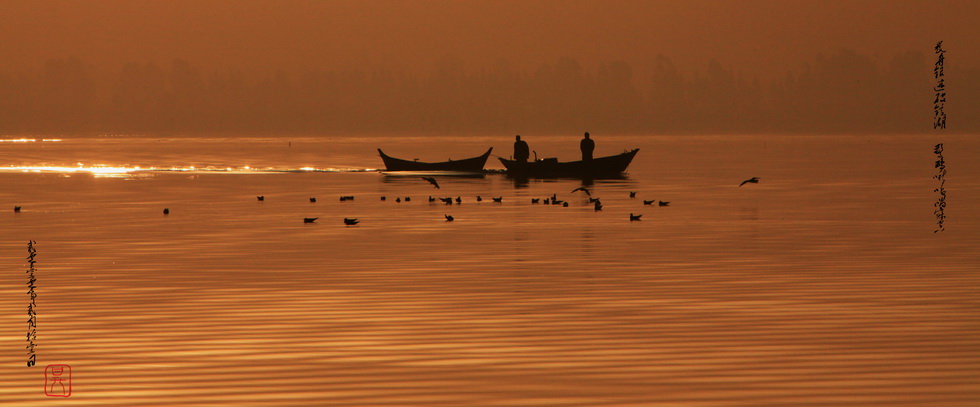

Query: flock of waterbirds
<box><xmin>10</xmin><ymin>176</ymin><xmax>759</xmax><ymax>224</ymax></box>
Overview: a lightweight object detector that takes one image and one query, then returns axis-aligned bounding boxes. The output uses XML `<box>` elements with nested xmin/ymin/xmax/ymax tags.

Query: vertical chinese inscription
<box><xmin>933</xmin><ymin>144</ymin><xmax>946</xmax><ymax>232</ymax></box>
<box><xmin>933</xmin><ymin>41</ymin><xmax>946</xmax><ymax>129</ymax></box>
<box><xmin>26</xmin><ymin>240</ymin><xmax>38</xmax><ymax>367</ymax></box>
<box><xmin>932</xmin><ymin>41</ymin><xmax>947</xmax><ymax>233</ymax></box>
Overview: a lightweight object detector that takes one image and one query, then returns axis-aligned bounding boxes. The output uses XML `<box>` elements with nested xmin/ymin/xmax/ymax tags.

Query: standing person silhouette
<box><xmin>580</xmin><ymin>131</ymin><xmax>595</xmax><ymax>161</ymax></box>
<box><xmin>514</xmin><ymin>135</ymin><xmax>530</xmax><ymax>163</ymax></box>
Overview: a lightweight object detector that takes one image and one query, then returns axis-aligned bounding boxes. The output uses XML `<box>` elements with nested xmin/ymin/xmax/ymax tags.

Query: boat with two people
<box><xmin>498</xmin><ymin>149</ymin><xmax>639</xmax><ymax>178</ymax></box>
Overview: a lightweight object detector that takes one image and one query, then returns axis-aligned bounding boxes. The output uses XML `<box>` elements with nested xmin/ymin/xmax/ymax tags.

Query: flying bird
<box><xmin>630</xmin><ymin>213</ymin><xmax>642</xmax><ymax>221</ymax></box>
<box><xmin>629</xmin><ymin>191</ymin><xmax>637</xmax><ymax>198</ymax></box>
<box><xmin>739</xmin><ymin>177</ymin><xmax>760</xmax><ymax>187</ymax></box>
<box><xmin>531</xmin><ymin>198</ymin><xmax>540</xmax><ymax>204</ymax></box>
<box><xmin>343</xmin><ymin>218</ymin><xmax>359</xmax><ymax>225</ymax></box>
<box><xmin>643</xmin><ymin>200</ymin><xmax>654</xmax><ymax>205</ymax></box>
<box><xmin>421</xmin><ymin>177</ymin><xmax>440</xmax><ymax>189</ymax></box>
<box><xmin>571</xmin><ymin>187</ymin><xmax>591</xmax><ymax>196</ymax></box>
<box><xmin>304</xmin><ymin>217</ymin><xmax>318</xmax><ymax>223</ymax></box>
<box><xmin>658</xmin><ymin>201</ymin><xmax>670</xmax><ymax>206</ymax></box>
<box><xmin>445</xmin><ymin>214</ymin><xmax>454</xmax><ymax>222</ymax></box>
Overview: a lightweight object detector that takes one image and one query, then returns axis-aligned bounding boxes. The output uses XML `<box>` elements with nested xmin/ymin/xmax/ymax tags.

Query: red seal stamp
<box><xmin>44</xmin><ymin>364</ymin><xmax>71</xmax><ymax>397</ymax></box>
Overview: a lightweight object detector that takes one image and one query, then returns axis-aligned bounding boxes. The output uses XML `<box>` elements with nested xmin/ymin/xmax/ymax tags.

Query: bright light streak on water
<box><xmin>0</xmin><ymin>165</ymin><xmax>141</xmax><ymax>176</ymax></box>
<box><xmin>0</xmin><ymin>138</ymin><xmax>63</xmax><ymax>143</ymax></box>
<box><xmin>0</xmin><ymin>165</ymin><xmax>381</xmax><ymax>176</ymax></box>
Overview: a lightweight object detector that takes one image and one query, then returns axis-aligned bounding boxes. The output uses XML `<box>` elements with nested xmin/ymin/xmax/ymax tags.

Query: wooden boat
<box><xmin>377</xmin><ymin>148</ymin><xmax>493</xmax><ymax>172</ymax></box>
<box><xmin>498</xmin><ymin>149</ymin><xmax>639</xmax><ymax>178</ymax></box>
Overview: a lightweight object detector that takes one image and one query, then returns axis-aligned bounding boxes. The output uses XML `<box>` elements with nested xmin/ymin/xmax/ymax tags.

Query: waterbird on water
<box><xmin>492</xmin><ymin>197</ymin><xmax>503</xmax><ymax>203</ymax></box>
<box><xmin>630</xmin><ymin>213</ymin><xmax>642</xmax><ymax>221</ymax></box>
<box><xmin>396</xmin><ymin>197</ymin><xmax>401</xmax><ymax>203</ymax></box>
<box><xmin>531</xmin><ymin>198</ymin><xmax>540</xmax><ymax>204</ymax></box>
<box><xmin>304</xmin><ymin>217</ymin><xmax>318</xmax><ymax>223</ymax></box>
<box><xmin>643</xmin><ymin>200</ymin><xmax>654</xmax><ymax>205</ymax></box>
<box><xmin>740</xmin><ymin>177</ymin><xmax>760</xmax><ymax>187</ymax></box>
<box><xmin>405</xmin><ymin>197</ymin><xmax>411</xmax><ymax>202</ymax></box>
<box><xmin>310</xmin><ymin>197</ymin><xmax>316</xmax><ymax>203</ymax></box>
<box><xmin>476</xmin><ymin>196</ymin><xmax>483</xmax><ymax>202</ymax></box>
<box><xmin>257</xmin><ymin>196</ymin><xmax>265</xmax><ymax>201</ymax></box>
<box><xmin>594</xmin><ymin>200</ymin><xmax>603</xmax><ymax>211</ymax></box>
<box><xmin>344</xmin><ymin>218</ymin><xmax>359</xmax><ymax>225</ymax></box>
<box><xmin>571</xmin><ymin>187</ymin><xmax>591</xmax><ymax>196</ymax></box>
<box><xmin>445</xmin><ymin>214</ymin><xmax>454</xmax><ymax>222</ymax></box>
<box><xmin>629</xmin><ymin>191</ymin><xmax>637</xmax><ymax>198</ymax></box>
<box><xmin>163</xmin><ymin>208</ymin><xmax>169</xmax><ymax>215</ymax></box>
<box><xmin>658</xmin><ymin>201</ymin><xmax>670</xmax><ymax>206</ymax></box>
<box><xmin>421</xmin><ymin>177</ymin><xmax>440</xmax><ymax>189</ymax></box>
<box><xmin>428</xmin><ymin>196</ymin><xmax>436</xmax><ymax>202</ymax></box>
<box><xmin>562</xmin><ymin>202</ymin><xmax>569</xmax><ymax>207</ymax></box>
<box><xmin>456</xmin><ymin>196</ymin><xmax>462</xmax><ymax>204</ymax></box>
<box><xmin>381</xmin><ymin>196</ymin><xmax>387</xmax><ymax>201</ymax></box>
<box><xmin>14</xmin><ymin>206</ymin><xmax>22</xmax><ymax>213</ymax></box>
<box><xmin>440</xmin><ymin>197</ymin><xmax>453</xmax><ymax>204</ymax></box>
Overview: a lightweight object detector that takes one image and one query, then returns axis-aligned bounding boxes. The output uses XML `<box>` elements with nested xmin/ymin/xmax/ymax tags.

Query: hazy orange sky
<box><xmin>2</xmin><ymin>1</ymin><xmax>977</xmax><ymax>134</ymax></box>
<box><xmin>3</xmin><ymin>0</ymin><xmax>977</xmax><ymax>77</ymax></box>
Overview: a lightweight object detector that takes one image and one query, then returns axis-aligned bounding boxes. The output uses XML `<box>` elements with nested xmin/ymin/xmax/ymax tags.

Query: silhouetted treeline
<box><xmin>1</xmin><ymin>50</ymin><xmax>976</xmax><ymax>134</ymax></box>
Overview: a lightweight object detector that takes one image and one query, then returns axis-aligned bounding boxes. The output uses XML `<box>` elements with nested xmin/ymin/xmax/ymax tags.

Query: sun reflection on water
<box><xmin>0</xmin><ymin>164</ymin><xmax>141</xmax><ymax>177</ymax></box>
<box><xmin>0</xmin><ymin>164</ymin><xmax>379</xmax><ymax>176</ymax></box>
<box><xmin>0</xmin><ymin>138</ymin><xmax>63</xmax><ymax>143</ymax></box>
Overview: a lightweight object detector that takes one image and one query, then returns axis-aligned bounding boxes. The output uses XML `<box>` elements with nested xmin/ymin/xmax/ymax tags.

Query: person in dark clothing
<box><xmin>580</xmin><ymin>131</ymin><xmax>595</xmax><ymax>161</ymax></box>
<box><xmin>514</xmin><ymin>135</ymin><xmax>530</xmax><ymax>163</ymax></box>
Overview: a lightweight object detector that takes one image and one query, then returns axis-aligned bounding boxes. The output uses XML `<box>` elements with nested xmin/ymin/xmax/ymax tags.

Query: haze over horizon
<box><xmin>2</xmin><ymin>0</ymin><xmax>977</xmax><ymax>134</ymax></box>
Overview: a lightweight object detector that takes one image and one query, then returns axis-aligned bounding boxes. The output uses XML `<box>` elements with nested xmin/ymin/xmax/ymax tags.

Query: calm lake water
<box><xmin>1</xmin><ymin>134</ymin><xmax>978</xmax><ymax>406</ymax></box>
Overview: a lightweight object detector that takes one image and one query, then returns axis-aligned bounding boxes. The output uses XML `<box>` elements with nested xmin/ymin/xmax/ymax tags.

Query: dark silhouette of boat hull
<box><xmin>498</xmin><ymin>149</ymin><xmax>639</xmax><ymax>178</ymax></box>
<box><xmin>378</xmin><ymin>148</ymin><xmax>493</xmax><ymax>172</ymax></box>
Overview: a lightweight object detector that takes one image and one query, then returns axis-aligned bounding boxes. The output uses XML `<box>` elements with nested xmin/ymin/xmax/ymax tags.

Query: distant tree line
<box><xmin>1</xmin><ymin>50</ymin><xmax>977</xmax><ymax>134</ymax></box>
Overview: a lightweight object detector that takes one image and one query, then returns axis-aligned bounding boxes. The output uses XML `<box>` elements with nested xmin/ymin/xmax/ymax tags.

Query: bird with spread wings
<box><xmin>421</xmin><ymin>177</ymin><xmax>440</xmax><ymax>189</ymax></box>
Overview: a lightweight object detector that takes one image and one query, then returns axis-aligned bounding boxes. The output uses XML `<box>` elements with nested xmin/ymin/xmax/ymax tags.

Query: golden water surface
<box><xmin>1</xmin><ymin>134</ymin><xmax>977</xmax><ymax>406</ymax></box>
